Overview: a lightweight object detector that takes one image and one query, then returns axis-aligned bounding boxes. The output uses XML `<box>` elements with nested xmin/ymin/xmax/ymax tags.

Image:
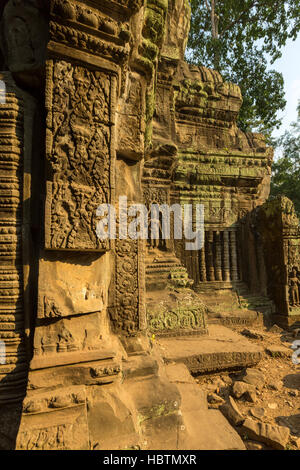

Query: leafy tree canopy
<box><xmin>270</xmin><ymin>102</ymin><xmax>300</xmax><ymax>216</ymax></box>
<box><xmin>187</xmin><ymin>0</ymin><xmax>300</xmax><ymax>136</ymax></box>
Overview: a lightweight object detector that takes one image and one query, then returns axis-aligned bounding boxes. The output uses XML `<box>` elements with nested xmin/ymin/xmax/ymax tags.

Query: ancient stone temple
<box><xmin>0</xmin><ymin>0</ymin><xmax>298</xmax><ymax>451</ymax></box>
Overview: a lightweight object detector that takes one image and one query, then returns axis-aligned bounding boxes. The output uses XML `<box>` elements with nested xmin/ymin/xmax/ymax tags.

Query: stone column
<box><xmin>206</xmin><ymin>231</ymin><xmax>215</xmax><ymax>281</ymax></box>
<box><xmin>215</xmin><ymin>231</ymin><xmax>222</xmax><ymax>281</ymax></box>
<box><xmin>256</xmin><ymin>238</ymin><xmax>267</xmax><ymax>296</ymax></box>
<box><xmin>199</xmin><ymin>242</ymin><xmax>207</xmax><ymax>282</ymax></box>
<box><xmin>230</xmin><ymin>231</ymin><xmax>239</xmax><ymax>281</ymax></box>
<box><xmin>223</xmin><ymin>230</ymin><xmax>231</xmax><ymax>281</ymax></box>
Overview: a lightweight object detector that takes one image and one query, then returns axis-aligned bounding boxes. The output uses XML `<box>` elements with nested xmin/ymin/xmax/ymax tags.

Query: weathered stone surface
<box><xmin>165</xmin><ymin>363</ymin><xmax>245</xmax><ymax>450</ymax></box>
<box><xmin>258</xmin><ymin>197</ymin><xmax>300</xmax><ymax>321</ymax></box>
<box><xmin>250</xmin><ymin>407</ymin><xmax>266</xmax><ymax>420</ymax></box>
<box><xmin>232</xmin><ymin>381</ymin><xmax>257</xmax><ymax>400</ymax></box>
<box><xmin>0</xmin><ymin>0</ymin><xmax>296</xmax><ymax>452</ymax></box>
<box><xmin>242</xmin><ymin>369</ymin><xmax>265</xmax><ymax>389</ymax></box>
<box><xmin>207</xmin><ymin>393</ymin><xmax>225</xmax><ymax>406</ymax></box>
<box><xmin>268</xmin><ymin>402</ymin><xmax>278</xmax><ymax>410</ymax></box>
<box><xmin>158</xmin><ymin>325</ymin><xmax>263</xmax><ymax>374</ymax></box>
<box><xmin>268</xmin><ymin>324</ymin><xmax>284</xmax><ymax>334</ymax></box>
<box><xmin>268</xmin><ymin>380</ymin><xmax>283</xmax><ymax>391</ymax></box>
<box><xmin>245</xmin><ymin>440</ymin><xmax>265</xmax><ymax>450</ymax></box>
<box><xmin>220</xmin><ymin>396</ymin><xmax>244</xmax><ymax>426</ymax></box>
<box><xmin>291</xmin><ymin>437</ymin><xmax>300</xmax><ymax>449</ymax></box>
<box><xmin>242</xmin><ymin>418</ymin><xmax>290</xmax><ymax>450</ymax></box>
<box><xmin>241</xmin><ymin>329</ymin><xmax>264</xmax><ymax>340</ymax></box>
<box><xmin>266</xmin><ymin>345</ymin><xmax>291</xmax><ymax>358</ymax></box>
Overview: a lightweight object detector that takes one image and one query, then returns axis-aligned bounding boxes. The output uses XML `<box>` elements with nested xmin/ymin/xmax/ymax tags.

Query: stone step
<box><xmin>146</xmin><ymin>267</ymin><xmax>183</xmax><ymax>276</ymax></box>
<box><xmin>207</xmin><ymin>310</ymin><xmax>264</xmax><ymax>327</ymax></box>
<box><xmin>157</xmin><ymin>325</ymin><xmax>263</xmax><ymax>374</ymax></box>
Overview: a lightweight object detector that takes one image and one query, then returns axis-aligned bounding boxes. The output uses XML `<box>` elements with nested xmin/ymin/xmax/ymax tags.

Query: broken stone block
<box><xmin>292</xmin><ymin>328</ymin><xmax>300</xmax><ymax>338</ymax></box>
<box><xmin>266</xmin><ymin>345</ymin><xmax>291</xmax><ymax>358</ymax></box>
<box><xmin>232</xmin><ymin>381</ymin><xmax>256</xmax><ymax>401</ymax></box>
<box><xmin>250</xmin><ymin>407</ymin><xmax>265</xmax><ymax>420</ymax></box>
<box><xmin>245</xmin><ymin>390</ymin><xmax>257</xmax><ymax>403</ymax></box>
<box><xmin>242</xmin><ymin>368</ymin><xmax>265</xmax><ymax>389</ymax></box>
<box><xmin>245</xmin><ymin>440</ymin><xmax>265</xmax><ymax>450</ymax></box>
<box><xmin>241</xmin><ymin>329</ymin><xmax>264</xmax><ymax>341</ymax></box>
<box><xmin>220</xmin><ymin>396</ymin><xmax>244</xmax><ymax>426</ymax></box>
<box><xmin>267</xmin><ymin>403</ymin><xmax>278</xmax><ymax>410</ymax></box>
<box><xmin>207</xmin><ymin>393</ymin><xmax>225</xmax><ymax>406</ymax></box>
<box><xmin>291</xmin><ymin>437</ymin><xmax>300</xmax><ymax>449</ymax></box>
<box><xmin>267</xmin><ymin>380</ymin><xmax>283</xmax><ymax>391</ymax></box>
<box><xmin>268</xmin><ymin>324</ymin><xmax>284</xmax><ymax>334</ymax></box>
<box><xmin>242</xmin><ymin>418</ymin><xmax>290</xmax><ymax>450</ymax></box>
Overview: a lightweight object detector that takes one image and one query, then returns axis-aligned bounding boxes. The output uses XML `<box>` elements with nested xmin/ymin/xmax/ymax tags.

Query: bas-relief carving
<box><xmin>257</xmin><ymin>196</ymin><xmax>300</xmax><ymax>317</ymax></box>
<box><xmin>38</xmin><ymin>260</ymin><xmax>108</xmax><ymax>320</ymax></box>
<box><xmin>45</xmin><ymin>60</ymin><xmax>114</xmax><ymax>251</ymax></box>
<box><xmin>17</xmin><ymin>385</ymin><xmax>89</xmax><ymax>450</ymax></box>
<box><xmin>289</xmin><ymin>267</ymin><xmax>300</xmax><ymax>307</ymax></box>
<box><xmin>112</xmin><ymin>239</ymin><xmax>140</xmax><ymax>335</ymax></box>
<box><xmin>0</xmin><ymin>1</ymin><xmax>46</xmax><ymax>63</ymax></box>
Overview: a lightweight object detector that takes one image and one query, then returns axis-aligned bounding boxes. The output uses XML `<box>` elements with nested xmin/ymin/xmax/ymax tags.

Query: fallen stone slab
<box><xmin>180</xmin><ymin>408</ymin><xmax>246</xmax><ymax>450</ymax></box>
<box><xmin>165</xmin><ymin>364</ymin><xmax>245</xmax><ymax>450</ymax></box>
<box><xmin>242</xmin><ymin>418</ymin><xmax>290</xmax><ymax>450</ymax></box>
<box><xmin>220</xmin><ymin>396</ymin><xmax>244</xmax><ymax>426</ymax></box>
<box><xmin>241</xmin><ymin>329</ymin><xmax>264</xmax><ymax>341</ymax></box>
<box><xmin>265</xmin><ymin>345</ymin><xmax>291</xmax><ymax>358</ymax></box>
<box><xmin>158</xmin><ymin>325</ymin><xmax>263</xmax><ymax>374</ymax></box>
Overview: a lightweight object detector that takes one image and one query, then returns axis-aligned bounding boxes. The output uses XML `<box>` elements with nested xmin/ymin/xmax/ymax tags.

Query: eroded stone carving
<box><xmin>45</xmin><ymin>60</ymin><xmax>114</xmax><ymax>251</ymax></box>
<box><xmin>0</xmin><ymin>0</ymin><xmax>296</xmax><ymax>452</ymax></box>
<box><xmin>0</xmin><ymin>72</ymin><xmax>35</xmax><ymax>405</ymax></box>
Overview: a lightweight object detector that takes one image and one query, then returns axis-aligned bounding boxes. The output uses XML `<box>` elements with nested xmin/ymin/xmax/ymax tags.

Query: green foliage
<box><xmin>270</xmin><ymin>102</ymin><xmax>300</xmax><ymax>216</ymax></box>
<box><xmin>187</xmin><ymin>0</ymin><xmax>300</xmax><ymax>135</ymax></box>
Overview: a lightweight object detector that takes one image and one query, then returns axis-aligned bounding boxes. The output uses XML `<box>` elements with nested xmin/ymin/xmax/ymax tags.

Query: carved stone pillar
<box><xmin>230</xmin><ymin>230</ymin><xmax>239</xmax><ymax>281</ymax></box>
<box><xmin>206</xmin><ymin>231</ymin><xmax>215</xmax><ymax>281</ymax></box>
<box><xmin>0</xmin><ymin>73</ymin><xmax>35</xmax><ymax>404</ymax></box>
<box><xmin>223</xmin><ymin>230</ymin><xmax>231</xmax><ymax>282</ymax></box>
<box><xmin>215</xmin><ymin>231</ymin><xmax>222</xmax><ymax>281</ymax></box>
<box><xmin>256</xmin><ymin>238</ymin><xmax>267</xmax><ymax>296</ymax></box>
<box><xmin>199</xmin><ymin>243</ymin><xmax>207</xmax><ymax>282</ymax></box>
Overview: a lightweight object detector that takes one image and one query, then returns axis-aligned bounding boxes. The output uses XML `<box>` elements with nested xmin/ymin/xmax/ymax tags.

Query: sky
<box><xmin>271</xmin><ymin>35</ymin><xmax>300</xmax><ymax>138</ymax></box>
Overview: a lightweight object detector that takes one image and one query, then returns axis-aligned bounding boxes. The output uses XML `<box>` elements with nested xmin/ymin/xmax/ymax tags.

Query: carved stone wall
<box><xmin>45</xmin><ymin>60</ymin><xmax>114</xmax><ymax>251</ymax></box>
<box><xmin>258</xmin><ymin>196</ymin><xmax>300</xmax><ymax>325</ymax></box>
<box><xmin>0</xmin><ymin>73</ymin><xmax>35</xmax><ymax>406</ymax></box>
<box><xmin>171</xmin><ymin>63</ymin><xmax>273</xmax><ymax>291</ymax></box>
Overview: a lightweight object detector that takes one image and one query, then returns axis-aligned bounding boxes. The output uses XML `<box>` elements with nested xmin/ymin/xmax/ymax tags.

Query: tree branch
<box><xmin>219</xmin><ymin>0</ymin><xmax>261</xmax><ymax>37</ymax></box>
<box><xmin>204</xmin><ymin>0</ymin><xmax>211</xmax><ymax>13</ymax></box>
